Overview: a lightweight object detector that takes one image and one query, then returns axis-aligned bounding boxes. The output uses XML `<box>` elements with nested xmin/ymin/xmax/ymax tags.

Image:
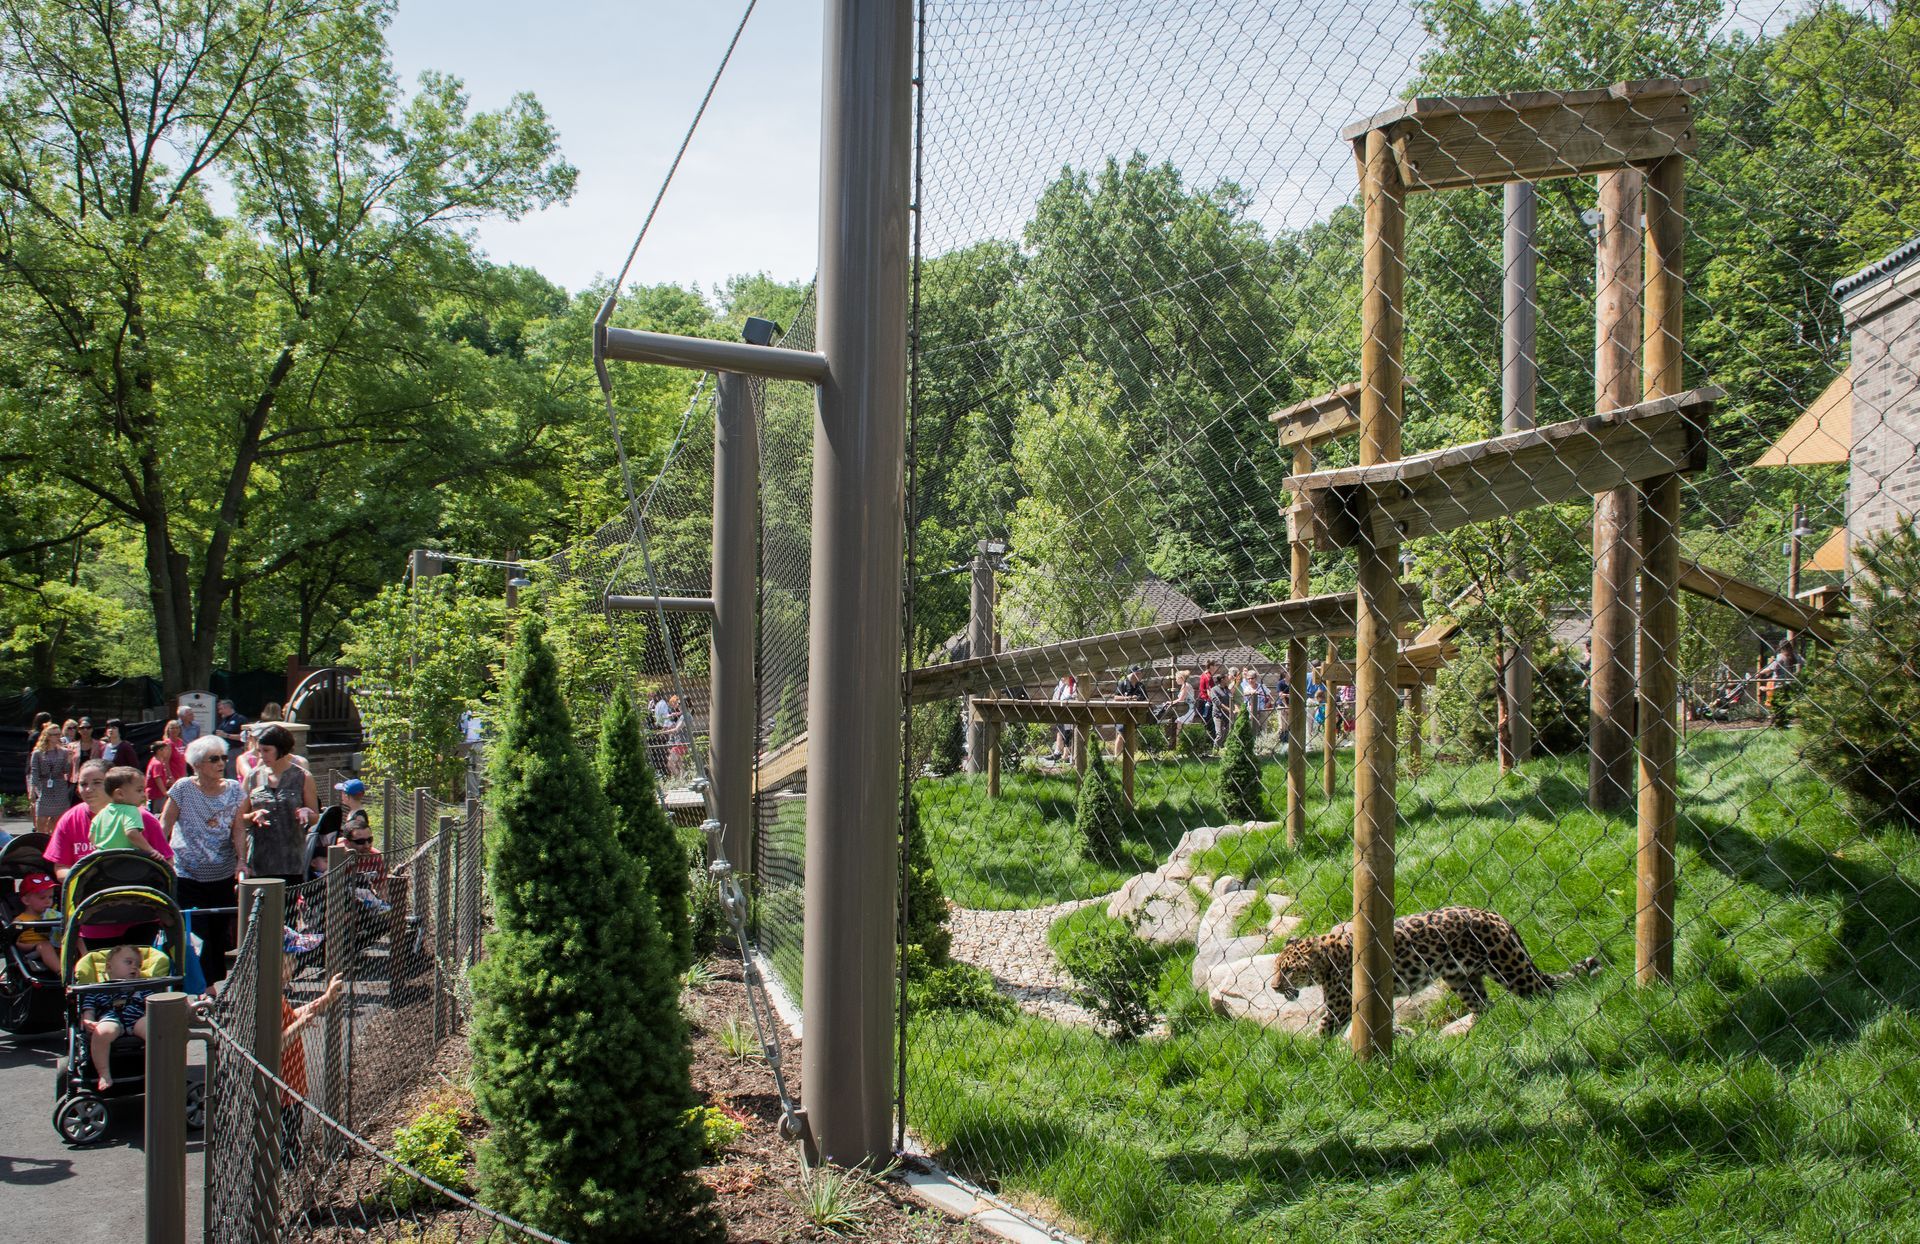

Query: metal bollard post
<box><xmin>146</xmin><ymin>990</ymin><xmax>190</xmax><ymax>1244</ymax></box>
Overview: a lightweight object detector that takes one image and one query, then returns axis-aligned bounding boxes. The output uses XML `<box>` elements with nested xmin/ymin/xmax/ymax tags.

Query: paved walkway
<box><xmin>2</xmin><ymin>822</ymin><xmax>205</xmax><ymax>1240</ymax></box>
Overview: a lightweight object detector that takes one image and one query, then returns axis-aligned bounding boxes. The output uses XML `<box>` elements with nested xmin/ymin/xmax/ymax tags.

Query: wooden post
<box><xmin>1351</xmin><ymin>128</ymin><xmax>1405</xmax><ymax>1061</ymax></box>
<box><xmin>1407</xmin><ymin>680</ymin><xmax>1425</xmax><ymax>767</ymax></box>
<box><xmin>1590</xmin><ymin>167</ymin><xmax>1644</xmax><ymax>811</ymax></box>
<box><xmin>1322</xmin><ymin>640</ymin><xmax>1338</xmax><ymax>799</ymax></box>
<box><xmin>1503</xmin><ymin>181</ymin><xmax>1538</xmax><ymax>768</ymax></box>
<box><xmin>1072</xmin><ymin>726</ymin><xmax>1087</xmax><ymax>778</ymax></box>
<box><xmin>145</xmin><ymin>991</ymin><xmax>189</xmax><ymax>1244</ymax></box>
<box><xmin>1121</xmin><ymin>724</ymin><xmax>1135</xmax><ymax>807</ymax></box>
<box><xmin>1287</xmin><ymin>445</ymin><xmax>1312</xmax><ymax>849</ymax></box>
<box><xmin>412</xmin><ymin>789</ymin><xmax>430</xmax><ymax>931</ymax></box>
<box><xmin>434</xmin><ymin>815</ymin><xmax>453</xmax><ymax>1042</ymax></box>
<box><xmin>965</xmin><ymin>546</ymin><xmax>995</xmax><ymax>774</ymax></box>
<box><xmin>239</xmin><ymin>877</ymin><xmax>285</xmax><ymax>1244</ymax></box>
<box><xmin>1636</xmin><ymin>154</ymin><xmax>1685</xmax><ymax>986</ymax></box>
<box><xmin>381</xmin><ymin>778</ymin><xmax>396</xmax><ymax>855</ymax></box>
<box><xmin>465</xmin><ymin>796</ymin><xmax>483</xmax><ymax>964</ymax></box>
<box><xmin>984</xmin><ymin>727</ymin><xmax>1000</xmax><ymax>798</ymax></box>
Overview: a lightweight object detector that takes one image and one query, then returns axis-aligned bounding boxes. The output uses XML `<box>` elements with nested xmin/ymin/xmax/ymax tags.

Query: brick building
<box><xmin>1836</xmin><ymin>236</ymin><xmax>1920</xmax><ymax>555</ymax></box>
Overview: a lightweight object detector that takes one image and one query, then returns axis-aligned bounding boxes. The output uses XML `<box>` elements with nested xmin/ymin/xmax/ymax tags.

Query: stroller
<box><xmin>51</xmin><ymin>850</ymin><xmax>204</xmax><ymax>1145</ymax></box>
<box><xmin>0</xmin><ymin>833</ymin><xmax>65</xmax><ymax>1035</ymax></box>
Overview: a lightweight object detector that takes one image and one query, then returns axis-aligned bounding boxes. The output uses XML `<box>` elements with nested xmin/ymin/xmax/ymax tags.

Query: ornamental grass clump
<box><xmin>1218</xmin><ymin>707</ymin><xmax>1265</xmax><ymax>819</ymax></box>
<box><xmin>599</xmin><ymin>686</ymin><xmax>694</xmax><ymax>974</ymax></box>
<box><xmin>469</xmin><ymin>619</ymin><xmax>719</xmax><ymax>1242</ymax></box>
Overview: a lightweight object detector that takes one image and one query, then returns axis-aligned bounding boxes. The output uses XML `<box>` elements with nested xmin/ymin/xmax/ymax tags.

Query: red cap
<box><xmin>20</xmin><ymin>873</ymin><xmax>57</xmax><ymax>896</ymax></box>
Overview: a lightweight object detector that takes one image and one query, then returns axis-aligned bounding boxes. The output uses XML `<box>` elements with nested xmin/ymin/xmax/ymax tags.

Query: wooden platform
<box><xmin>755</xmin><ymin>733</ymin><xmax>808</xmax><ymax>793</ymax></box>
<box><xmin>1288</xmin><ymin>388</ymin><xmax>1719</xmax><ymax>551</ymax></box>
<box><xmin>905</xmin><ymin>591</ymin><xmax>1421</xmax><ymax>704</ymax></box>
<box><xmin>968</xmin><ymin>698</ymin><xmax>1158</xmax><ymax>727</ymax></box>
<box><xmin>1342</xmin><ymin>79</ymin><xmax>1707</xmax><ymax>193</ymax></box>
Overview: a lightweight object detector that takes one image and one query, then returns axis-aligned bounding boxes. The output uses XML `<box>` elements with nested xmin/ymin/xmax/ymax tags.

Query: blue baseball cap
<box><xmin>334</xmin><ymin>779</ymin><xmax>367</xmax><ymax>798</ymax></box>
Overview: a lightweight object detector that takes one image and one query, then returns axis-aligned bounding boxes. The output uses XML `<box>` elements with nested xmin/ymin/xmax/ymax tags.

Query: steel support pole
<box><xmin>802</xmin><ymin>0</ymin><xmax>910</xmax><ymax>1167</ymax></box>
<box><xmin>1637</xmin><ymin>155</ymin><xmax>1685</xmax><ymax>986</ymax></box>
<box><xmin>238</xmin><ymin>877</ymin><xmax>284</xmax><ymax>1244</ymax></box>
<box><xmin>1502</xmin><ymin>181</ymin><xmax>1537</xmax><ymax>768</ymax></box>
<box><xmin>1590</xmin><ymin>168</ymin><xmax>1644</xmax><ymax>811</ymax></box>
<box><xmin>713</xmin><ymin>369</ymin><xmax>760</xmax><ymax>877</ymax></box>
<box><xmin>1351</xmin><ymin>129</ymin><xmax>1405</xmax><ymax>1061</ymax></box>
<box><xmin>146</xmin><ymin>990</ymin><xmax>189</xmax><ymax>1244</ymax></box>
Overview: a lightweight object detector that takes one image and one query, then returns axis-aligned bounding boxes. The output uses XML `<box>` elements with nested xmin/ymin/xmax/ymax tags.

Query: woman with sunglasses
<box><xmin>161</xmin><ymin>735</ymin><xmax>244</xmax><ymax>984</ymax></box>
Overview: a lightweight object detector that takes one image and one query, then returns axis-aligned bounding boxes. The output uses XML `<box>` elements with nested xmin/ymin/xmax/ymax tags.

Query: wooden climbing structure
<box><xmin>1293</xmin><ymin>78</ymin><xmax>1710</xmax><ymax>1058</ymax></box>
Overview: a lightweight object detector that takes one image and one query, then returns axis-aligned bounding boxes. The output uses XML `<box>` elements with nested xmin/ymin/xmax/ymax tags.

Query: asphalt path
<box><xmin>3</xmin><ymin>818</ymin><xmax>205</xmax><ymax>1240</ymax></box>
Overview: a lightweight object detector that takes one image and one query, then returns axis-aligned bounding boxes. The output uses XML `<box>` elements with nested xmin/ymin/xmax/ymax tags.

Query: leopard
<box><xmin>1268</xmin><ymin>906</ymin><xmax>1600</xmax><ymax>1035</ymax></box>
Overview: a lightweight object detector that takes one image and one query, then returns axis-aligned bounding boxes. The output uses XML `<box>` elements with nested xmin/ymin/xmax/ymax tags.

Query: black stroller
<box><xmin>51</xmin><ymin>850</ymin><xmax>203</xmax><ymax>1145</ymax></box>
<box><xmin>0</xmin><ymin>833</ymin><xmax>64</xmax><ymax>1035</ymax></box>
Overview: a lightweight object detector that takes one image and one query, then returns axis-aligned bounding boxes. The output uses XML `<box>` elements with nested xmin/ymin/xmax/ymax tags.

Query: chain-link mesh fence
<box><xmin>897</xmin><ymin>1</ymin><xmax>1920</xmax><ymax>1239</ymax></box>
<box><xmin>199</xmin><ymin>791</ymin><xmax>524</xmax><ymax>1241</ymax></box>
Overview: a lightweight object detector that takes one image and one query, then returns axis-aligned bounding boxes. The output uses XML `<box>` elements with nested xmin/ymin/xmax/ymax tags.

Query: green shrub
<box><xmin>1435</xmin><ymin>644</ymin><xmax>1589</xmax><ymax>760</ymax></box>
<box><xmin>385</xmin><ymin>1100</ymin><xmax>474</xmax><ymax>1209</ymax></box>
<box><xmin>902</xmin><ymin>797</ymin><xmax>952</xmax><ymax>980</ymax></box>
<box><xmin>683</xmin><ymin>1104</ymin><xmax>748</xmax><ymax>1160</ymax></box>
<box><xmin>1802</xmin><ymin>521</ymin><xmax>1920</xmax><ymax>828</ymax></box>
<box><xmin>1056</xmin><ymin>916</ymin><xmax>1161</xmax><ymax>1040</ymax></box>
<box><xmin>601</xmin><ymin>687</ymin><xmax>694</xmax><ymax>975</ymax></box>
<box><xmin>910</xmin><ymin>961</ymin><xmax>1015</xmax><ymax>1021</ymax></box>
<box><xmin>1074</xmin><ymin>737</ymin><xmax>1130</xmax><ymax>866</ymax></box>
<box><xmin>1177</xmin><ymin>722</ymin><xmax>1213</xmax><ymax>759</ymax></box>
<box><xmin>1217</xmin><ymin>708</ymin><xmax>1265</xmax><ymax>819</ymax></box>
<box><xmin>470</xmin><ymin>619</ymin><xmax>719</xmax><ymax>1242</ymax></box>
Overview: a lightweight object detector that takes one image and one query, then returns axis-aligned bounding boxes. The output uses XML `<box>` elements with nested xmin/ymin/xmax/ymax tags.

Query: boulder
<box><xmin>1105</xmin><ymin>871</ymin><xmax>1201</xmax><ymax>945</ymax></box>
<box><xmin>1209</xmin><ymin>874</ymin><xmax>1246</xmax><ymax>899</ymax></box>
<box><xmin>1191</xmin><ymin>889</ymin><xmax>1269</xmax><ymax>989</ymax></box>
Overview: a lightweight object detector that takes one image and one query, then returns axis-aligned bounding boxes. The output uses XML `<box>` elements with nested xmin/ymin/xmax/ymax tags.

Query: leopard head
<box><xmin>1269</xmin><ymin>936</ymin><xmax>1325</xmax><ymax>1000</ymax></box>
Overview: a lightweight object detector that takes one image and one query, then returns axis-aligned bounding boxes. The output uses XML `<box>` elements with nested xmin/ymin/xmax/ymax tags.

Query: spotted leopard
<box><xmin>1269</xmin><ymin>906</ymin><xmax>1600</xmax><ymax>1035</ymax></box>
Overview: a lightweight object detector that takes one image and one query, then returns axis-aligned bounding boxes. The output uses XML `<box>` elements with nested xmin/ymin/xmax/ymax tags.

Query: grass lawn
<box><xmin>907</xmin><ymin>730</ymin><xmax>1920</xmax><ymax>1241</ymax></box>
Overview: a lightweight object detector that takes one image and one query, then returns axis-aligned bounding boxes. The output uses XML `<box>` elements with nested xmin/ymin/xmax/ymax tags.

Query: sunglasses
<box><xmin>347</xmin><ymin>836</ymin><xmax>374</xmax><ymax>846</ymax></box>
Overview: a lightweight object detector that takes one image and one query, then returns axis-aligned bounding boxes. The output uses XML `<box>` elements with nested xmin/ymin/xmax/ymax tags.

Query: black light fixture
<box><xmin>742</xmin><ymin>316</ymin><xmax>781</xmax><ymax>347</ymax></box>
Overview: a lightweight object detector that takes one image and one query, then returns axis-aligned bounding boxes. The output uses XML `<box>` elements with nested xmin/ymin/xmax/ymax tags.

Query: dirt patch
<box><xmin>289</xmin><ymin>954</ymin><xmax>985</xmax><ymax>1242</ymax></box>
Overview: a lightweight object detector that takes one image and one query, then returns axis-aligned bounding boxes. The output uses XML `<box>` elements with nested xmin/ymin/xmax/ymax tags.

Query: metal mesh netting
<box><xmin>897</xmin><ymin>1</ymin><xmax>1920</xmax><ymax>1241</ymax></box>
<box><xmin>754</xmin><ymin>299</ymin><xmax>820</xmax><ymax>1002</ymax></box>
<box><xmin>202</xmin><ymin>793</ymin><xmax>512</xmax><ymax>1241</ymax></box>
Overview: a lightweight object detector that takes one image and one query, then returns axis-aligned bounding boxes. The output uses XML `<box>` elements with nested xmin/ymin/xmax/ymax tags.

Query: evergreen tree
<box><xmin>902</xmin><ymin>795</ymin><xmax>952</xmax><ymax>979</ymax></box>
<box><xmin>470</xmin><ymin>620</ymin><xmax>719</xmax><ymax>1242</ymax></box>
<box><xmin>599</xmin><ymin>686</ymin><xmax>695</xmax><ymax>974</ymax></box>
<box><xmin>1218</xmin><ymin>707</ymin><xmax>1266</xmax><ymax>820</ymax></box>
<box><xmin>1074</xmin><ymin>735</ymin><xmax>1130</xmax><ymax>867</ymax></box>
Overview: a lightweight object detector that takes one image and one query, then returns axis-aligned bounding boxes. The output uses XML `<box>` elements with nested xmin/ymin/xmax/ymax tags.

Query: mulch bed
<box><xmin>291</xmin><ymin>952</ymin><xmax>985</xmax><ymax>1242</ymax></box>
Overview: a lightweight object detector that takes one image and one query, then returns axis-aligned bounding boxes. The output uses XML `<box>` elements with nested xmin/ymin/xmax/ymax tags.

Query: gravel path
<box><xmin>948</xmin><ymin>896</ymin><xmax>1109</xmax><ymax>1026</ymax></box>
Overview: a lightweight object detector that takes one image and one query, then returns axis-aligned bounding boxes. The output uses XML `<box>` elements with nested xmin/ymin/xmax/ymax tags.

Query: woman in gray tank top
<box><xmin>237</xmin><ymin>723</ymin><xmax>318</xmax><ymax>886</ymax></box>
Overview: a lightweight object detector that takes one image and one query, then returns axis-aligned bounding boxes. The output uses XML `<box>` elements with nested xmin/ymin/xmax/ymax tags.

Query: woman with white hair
<box><xmin>163</xmin><ymin>735</ymin><xmax>244</xmax><ymax>983</ymax></box>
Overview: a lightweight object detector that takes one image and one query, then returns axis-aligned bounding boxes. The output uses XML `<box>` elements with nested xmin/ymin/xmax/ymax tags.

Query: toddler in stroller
<box><xmin>79</xmin><ymin>945</ymin><xmax>154</xmax><ymax>1090</ymax></box>
<box><xmin>11</xmin><ymin>872</ymin><xmax>61</xmax><ymax>974</ymax></box>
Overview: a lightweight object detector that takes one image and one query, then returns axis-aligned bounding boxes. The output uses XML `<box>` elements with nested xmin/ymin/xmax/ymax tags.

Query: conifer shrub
<box><xmin>1802</xmin><ymin>521</ymin><xmax>1920</xmax><ymax>829</ymax></box>
<box><xmin>1218</xmin><ymin>707</ymin><xmax>1265</xmax><ymax>819</ymax></box>
<box><xmin>901</xmin><ymin>796</ymin><xmax>952</xmax><ymax>980</ymax></box>
<box><xmin>1074</xmin><ymin>736</ymin><xmax>1131</xmax><ymax>867</ymax></box>
<box><xmin>1056</xmin><ymin>915</ymin><xmax>1161</xmax><ymax>1040</ymax></box>
<box><xmin>599</xmin><ymin>687</ymin><xmax>694</xmax><ymax>974</ymax></box>
<box><xmin>470</xmin><ymin>619</ymin><xmax>719</xmax><ymax>1242</ymax></box>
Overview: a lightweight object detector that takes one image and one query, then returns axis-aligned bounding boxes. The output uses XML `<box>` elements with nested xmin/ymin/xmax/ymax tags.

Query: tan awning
<box><xmin>1754</xmin><ymin>367</ymin><xmax>1851</xmax><ymax>467</ymax></box>
<box><xmin>1804</xmin><ymin>526</ymin><xmax>1847</xmax><ymax>573</ymax></box>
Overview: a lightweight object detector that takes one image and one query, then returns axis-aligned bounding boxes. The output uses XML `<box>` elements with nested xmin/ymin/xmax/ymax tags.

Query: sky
<box><xmin>384</xmin><ymin>0</ymin><xmax>826</xmax><ymax>298</ymax></box>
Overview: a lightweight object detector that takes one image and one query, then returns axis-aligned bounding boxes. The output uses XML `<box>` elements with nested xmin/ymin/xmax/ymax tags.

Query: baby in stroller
<box><xmin>79</xmin><ymin>945</ymin><xmax>156</xmax><ymax>1091</ymax></box>
<box><xmin>11</xmin><ymin>872</ymin><xmax>61</xmax><ymax>974</ymax></box>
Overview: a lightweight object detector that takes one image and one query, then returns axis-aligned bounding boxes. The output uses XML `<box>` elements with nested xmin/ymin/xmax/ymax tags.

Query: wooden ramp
<box><xmin>1677</xmin><ymin>557</ymin><xmax>1838</xmax><ymax>642</ymax></box>
<box><xmin>755</xmin><ymin>733</ymin><xmax>809</xmax><ymax>793</ymax></box>
<box><xmin>905</xmin><ymin>590</ymin><xmax>1421</xmax><ymax>704</ymax></box>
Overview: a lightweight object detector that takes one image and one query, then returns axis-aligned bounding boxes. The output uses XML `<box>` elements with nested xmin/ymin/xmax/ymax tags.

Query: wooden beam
<box><xmin>1288</xmin><ymin>388</ymin><xmax>1719</xmax><ymax>551</ymax></box>
<box><xmin>1271</xmin><ymin>383</ymin><xmax>1363</xmax><ymax>449</ymax></box>
<box><xmin>968</xmin><ymin>698</ymin><xmax>1158</xmax><ymax>727</ymax></box>
<box><xmin>905</xmin><ymin>591</ymin><xmax>1419</xmax><ymax>704</ymax></box>
<box><xmin>1676</xmin><ymin>557</ymin><xmax>1838</xmax><ymax>643</ymax></box>
<box><xmin>1342</xmin><ymin>79</ymin><xmax>1706</xmax><ymax>194</ymax></box>
<box><xmin>1320</xmin><ymin>660</ymin><xmax>1438</xmax><ymax>688</ymax></box>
